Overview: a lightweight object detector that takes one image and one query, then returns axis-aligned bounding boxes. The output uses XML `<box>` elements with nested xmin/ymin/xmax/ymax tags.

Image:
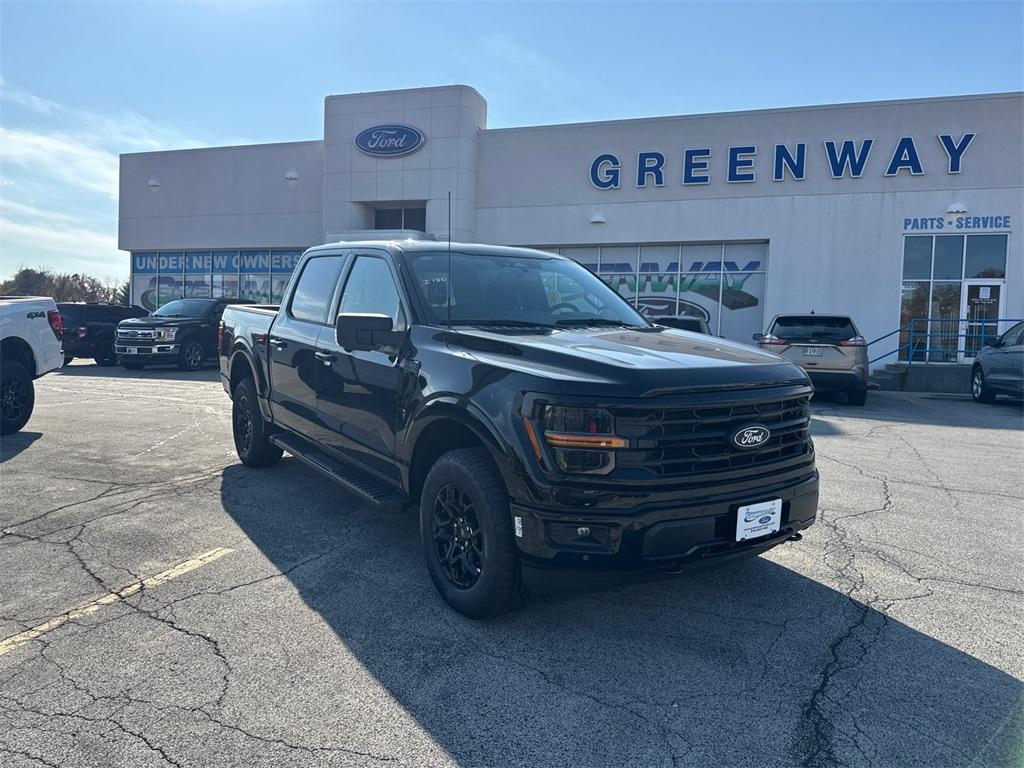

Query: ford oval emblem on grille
<box><xmin>355</xmin><ymin>124</ymin><xmax>425</xmax><ymax>157</ymax></box>
<box><xmin>731</xmin><ymin>425</ymin><xmax>771</xmax><ymax>449</ymax></box>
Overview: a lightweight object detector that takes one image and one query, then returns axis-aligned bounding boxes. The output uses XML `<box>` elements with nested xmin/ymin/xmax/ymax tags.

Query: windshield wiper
<box><xmin>459</xmin><ymin>319</ymin><xmax>554</xmax><ymax>329</ymax></box>
<box><xmin>554</xmin><ymin>317</ymin><xmax>647</xmax><ymax>328</ymax></box>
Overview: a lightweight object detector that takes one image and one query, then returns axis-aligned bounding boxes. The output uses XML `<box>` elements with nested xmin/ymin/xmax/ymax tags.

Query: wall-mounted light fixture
<box><xmin>285</xmin><ymin>171</ymin><xmax>299</xmax><ymax>182</ymax></box>
<box><xmin>147</xmin><ymin>179</ymin><xmax>160</xmax><ymax>189</ymax></box>
<box><xmin>946</xmin><ymin>201</ymin><xmax>967</xmax><ymax>215</ymax></box>
<box><xmin>589</xmin><ymin>213</ymin><xmax>606</xmax><ymax>224</ymax></box>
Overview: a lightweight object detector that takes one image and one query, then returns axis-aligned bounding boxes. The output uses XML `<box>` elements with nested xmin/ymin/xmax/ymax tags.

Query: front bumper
<box><xmin>512</xmin><ymin>471</ymin><xmax>818</xmax><ymax>592</ymax></box>
<box><xmin>115</xmin><ymin>343</ymin><xmax>180</xmax><ymax>361</ymax></box>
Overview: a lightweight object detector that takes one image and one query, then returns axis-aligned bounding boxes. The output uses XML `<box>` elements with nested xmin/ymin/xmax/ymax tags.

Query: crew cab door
<box><xmin>268</xmin><ymin>254</ymin><xmax>348</xmax><ymax>439</ymax></box>
<box><xmin>315</xmin><ymin>253</ymin><xmax>407</xmax><ymax>482</ymax></box>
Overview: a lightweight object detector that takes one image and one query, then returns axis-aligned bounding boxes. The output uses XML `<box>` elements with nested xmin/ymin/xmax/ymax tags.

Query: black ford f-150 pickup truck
<box><xmin>220</xmin><ymin>241</ymin><xmax>818</xmax><ymax>618</ymax></box>
<box><xmin>117</xmin><ymin>297</ymin><xmax>252</xmax><ymax>371</ymax></box>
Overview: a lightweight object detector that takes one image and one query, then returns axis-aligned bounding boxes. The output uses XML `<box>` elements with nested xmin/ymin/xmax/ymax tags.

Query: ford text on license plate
<box><xmin>736</xmin><ymin>499</ymin><xmax>782</xmax><ymax>541</ymax></box>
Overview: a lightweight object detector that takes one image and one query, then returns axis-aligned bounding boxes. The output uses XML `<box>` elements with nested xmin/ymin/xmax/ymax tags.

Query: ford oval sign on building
<box><xmin>355</xmin><ymin>124</ymin><xmax>425</xmax><ymax>158</ymax></box>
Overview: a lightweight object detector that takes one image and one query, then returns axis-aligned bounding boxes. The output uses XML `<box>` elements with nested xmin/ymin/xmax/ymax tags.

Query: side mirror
<box><xmin>752</xmin><ymin>333</ymin><xmax>764</xmax><ymax>342</ymax></box>
<box><xmin>336</xmin><ymin>313</ymin><xmax>398</xmax><ymax>352</ymax></box>
<box><xmin>983</xmin><ymin>337</ymin><xmax>999</xmax><ymax>347</ymax></box>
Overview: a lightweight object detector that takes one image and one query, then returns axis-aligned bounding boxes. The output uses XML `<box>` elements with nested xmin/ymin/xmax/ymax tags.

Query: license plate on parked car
<box><xmin>736</xmin><ymin>499</ymin><xmax>782</xmax><ymax>541</ymax></box>
<box><xmin>125</xmin><ymin>347</ymin><xmax>138</xmax><ymax>354</ymax></box>
<box><xmin>802</xmin><ymin>347</ymin><xmax>824</xmax><ymax>356</ymax></box>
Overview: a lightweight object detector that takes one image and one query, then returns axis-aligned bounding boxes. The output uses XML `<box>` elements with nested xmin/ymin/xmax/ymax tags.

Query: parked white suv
<box><xmin>1</xmin><ymin>296</ymin><xmax>64</xmax><ymax>434</ymax></box>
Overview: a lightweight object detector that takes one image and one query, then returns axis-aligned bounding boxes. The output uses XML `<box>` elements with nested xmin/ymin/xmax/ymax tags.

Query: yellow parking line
<box><xmin>0</xmin><ymin>547</ymin><xmax>233</xmax><ymax>657</ymax></box>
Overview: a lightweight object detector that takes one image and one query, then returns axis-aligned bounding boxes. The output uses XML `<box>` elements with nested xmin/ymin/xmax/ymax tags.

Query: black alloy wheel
<box><xmin>419</xmin><ymin>447</ymin><xmax>528</xmax><ymax>618</ymax></box>
<box><xmin>1</xmin><ymin>360</ymin><xmax>34</xmax><ymax>435</ymax></box>
<box><xmin>179</xmin><ymin>341</ymin><xmax>204</xmax><ymax>371</ymax></box>
<box><xmin>432</xmin><ymin>483</ymin><xmax>485</xmax><ymax>589</ymax></box>
<box><xmin>231</xmin><ymin>377</ymin><xmax>282</xmax><ymax>467</ymax></box>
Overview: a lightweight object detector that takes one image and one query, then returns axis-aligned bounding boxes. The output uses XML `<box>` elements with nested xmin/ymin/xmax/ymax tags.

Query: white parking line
<box><xmin>0</xmin><ymin>547</ymin><xmax>233</xmax><ymax>657</ymax></box>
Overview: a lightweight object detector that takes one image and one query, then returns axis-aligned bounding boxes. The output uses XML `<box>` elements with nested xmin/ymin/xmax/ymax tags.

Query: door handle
<box><xmin>269</xmin><ymin>336</ymin><xmax>287</xmax><ymax>349</ymax></box>
<box><xmin>315</xmin><ymin>350</ymin><xmax>336</xmax><ymax>364</ymax></box>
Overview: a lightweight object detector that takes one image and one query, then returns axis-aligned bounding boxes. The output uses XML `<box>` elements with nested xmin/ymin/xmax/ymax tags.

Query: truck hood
<box><xmin>447</xmin><ymin>326</ymin><xmax>809</xmax><ymax>397</ymax></box>
<box><xmin>118</xmin><ymin>316</ymin><xmax>200</xmax><ymax>328</ymax></box>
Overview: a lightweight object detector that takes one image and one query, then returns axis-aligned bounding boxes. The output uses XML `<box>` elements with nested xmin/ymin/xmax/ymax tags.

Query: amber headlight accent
<box><xmin>539</xmin><ymin>405</ymin><xmax>626</xmax><ymax>474</ymax></box>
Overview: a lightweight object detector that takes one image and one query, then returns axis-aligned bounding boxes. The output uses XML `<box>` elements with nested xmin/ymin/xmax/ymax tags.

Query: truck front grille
<box><xmin>117</xmin><ymin>328</ymin><xmax>158</xmax><ymax>340</ymax></box>
<box><xmin>612</xmin><ymin>393</ymin><xmax>812</xmax><ymax>480</ymax></box>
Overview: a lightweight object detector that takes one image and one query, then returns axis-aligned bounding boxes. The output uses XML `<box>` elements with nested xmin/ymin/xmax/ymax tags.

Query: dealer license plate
<box><xmin>736</xmin><ymin>499</ymin><xmax>782</xmax><ymax>541</ymax></box>
<box><xmin>802</xmin><ymin>347</ymin><xmax>824</xmax><ymax>357</ymax></box>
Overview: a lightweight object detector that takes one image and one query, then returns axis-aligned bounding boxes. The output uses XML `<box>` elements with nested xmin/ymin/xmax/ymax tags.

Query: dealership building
<box><xmin>119</xmin><ymin>85</ymin><xmax>1022</xmax><ymax>365</ymax></box>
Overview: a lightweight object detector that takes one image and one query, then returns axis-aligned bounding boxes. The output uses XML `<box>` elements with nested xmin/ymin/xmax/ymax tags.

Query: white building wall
<box><xmin>119</xmin><ymin>140</ymin><xmax>324</xmax><ymax>250</ymax></box>
<box><xmin>322</xmin><ymin>85</ymin><xmax>485</xmax><ymax>242</ymax></box>
<box><xmin>118</xmin><ymin>87</ymin><xmax>1023</xmax><ymax>365</ymax></box>
<box><xmin>475</xmin><ymin>93</ymin><xmax>1023</xmax><ymax>359</ymax></box>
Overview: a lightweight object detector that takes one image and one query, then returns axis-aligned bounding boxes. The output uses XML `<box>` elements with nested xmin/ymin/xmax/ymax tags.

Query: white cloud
<box><xmin>0</xmin><ymin>215</ymin><xmax>121</xmax><ymax>280</ymax></box>
<box><xmin>0</xmin><ymin>127</ymin><xmax>120</xmax><ymax>199</ymax></box>
<box><xmin>0</xmin><ymin>82</ymin><xmax>204</xmax><ymax>279</ymax></box>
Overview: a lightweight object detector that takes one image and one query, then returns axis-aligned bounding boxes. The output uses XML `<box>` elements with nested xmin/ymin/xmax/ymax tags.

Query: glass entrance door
<box><xmin>959</xmin><ymin>281</ymin><xmax>1003</xmax><ymax>361</ymax></box>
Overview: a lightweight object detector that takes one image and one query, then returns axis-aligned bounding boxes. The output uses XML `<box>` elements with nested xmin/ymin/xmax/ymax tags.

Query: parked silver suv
<box><xmin>971</xmin><ymin>321</ymin><xmax>1023</xmax><ymax>403</ymax></box>
<box><xmin>756</xmin><ymin>314</ymin><xmax>868</xmax><ymax>405</ymax></box>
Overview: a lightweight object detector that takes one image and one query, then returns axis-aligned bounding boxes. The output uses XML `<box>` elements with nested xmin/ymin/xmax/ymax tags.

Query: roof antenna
<box><xmin>446</xmin><ymin>190</ymin><xmax>452</xmax><ymax>331</ymax></box>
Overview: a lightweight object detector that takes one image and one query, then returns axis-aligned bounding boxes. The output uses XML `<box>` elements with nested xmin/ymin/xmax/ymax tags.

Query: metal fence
<box><xmin>867</xmin><ymin>317</ymin><xmax>1022</xmax><ymax>365</ymax></box>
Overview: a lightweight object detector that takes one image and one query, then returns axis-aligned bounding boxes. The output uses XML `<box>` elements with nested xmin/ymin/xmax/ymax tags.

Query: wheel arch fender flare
<box><xmin>228</xmin><ymin>344</ymin><xmax>268</xmax><ymax>397</ymax></box>
<box><xmin>403</xmin><ymin>398</ymin><xmax>530</xmax><ymax>502</ymax></box>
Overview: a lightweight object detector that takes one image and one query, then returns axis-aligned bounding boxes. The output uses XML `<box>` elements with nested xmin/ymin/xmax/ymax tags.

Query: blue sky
<box><xmin>1</xmin><ymin>0</ymin><xmax>1021</xmax><ymax>281</ymax></box>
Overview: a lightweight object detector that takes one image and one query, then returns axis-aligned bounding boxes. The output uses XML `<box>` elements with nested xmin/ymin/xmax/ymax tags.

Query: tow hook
<box><xmin>787</xmin><ymin>532</ymin><xmax>803</xmax><ymax>542</ymax></box>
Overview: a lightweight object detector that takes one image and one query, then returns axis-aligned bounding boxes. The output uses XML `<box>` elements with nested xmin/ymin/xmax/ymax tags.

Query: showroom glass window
<box><xmin>550</xmin><ymin>241</ymin><xmax>768</xmax><ymax>342</ymax></box>
<box><xmin>900</xmin><ymin>234</ymin><xmax>1008</xmax><ymax>361</ymax></box>
<box><xmin>130</xmin><ymin>249</ymin><xmax>306</xmax><ymax>312</ymax></box>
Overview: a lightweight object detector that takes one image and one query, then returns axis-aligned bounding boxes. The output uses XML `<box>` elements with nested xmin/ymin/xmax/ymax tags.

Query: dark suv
<box><xmin>57</xmin><ymin>303</ymin><xmax>148</xmax><ymax>366</ymax></box>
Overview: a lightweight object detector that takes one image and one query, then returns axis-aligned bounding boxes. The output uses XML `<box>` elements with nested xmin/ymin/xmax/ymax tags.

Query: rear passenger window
<box><xmin>289</xmin><ymin>256</ymin><xmax>346</xmax><ymax>324</ymax></box>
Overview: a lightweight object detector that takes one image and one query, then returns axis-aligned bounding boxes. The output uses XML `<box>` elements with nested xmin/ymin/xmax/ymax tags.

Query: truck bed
<box><xmin>228</xmin><ymin>304</ymin><xmax>279</xmax><ymax>315</ymax></box>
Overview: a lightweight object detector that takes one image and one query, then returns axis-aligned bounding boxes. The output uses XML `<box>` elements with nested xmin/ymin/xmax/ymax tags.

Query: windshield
<box><xmin>152</xmin><ymin>299</ymin><xmax>216</xmax><ymax>318</ymax></box>
<box><xmin>407</xmin><ymin>251</ymin><xmax>649</xmax><ymax>329</ymax></box>
<box><xmin>771</xmin><ymin>316</ymin><xmax>858</xmax><ymax>342</ymax></box>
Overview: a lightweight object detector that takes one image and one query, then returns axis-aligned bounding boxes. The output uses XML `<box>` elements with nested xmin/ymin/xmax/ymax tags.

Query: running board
<box><xmin>270</xmin><ymin>433</ymin><xmax>403</xmax><ymax>507</ymax></box>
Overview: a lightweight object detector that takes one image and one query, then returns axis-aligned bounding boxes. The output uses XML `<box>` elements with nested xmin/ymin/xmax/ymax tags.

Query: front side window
<box><xmin>1001</xmin><ymin>322</ymin><xmax>1024</xmax><ymax>346</ymax></box>
<box><xmin>407</xmin><ymin>251</ymin><xmax>649</xmax><ymax>328</ymax></box>
<box><xmin>339</xmin><ymin>257</ymin><xmax>405</xmax><ymax>328</ymax></box>
<box><xmin>290</xmin><ymin>256</ymin><xmax>346</xmax><ymax>324</ymax></box>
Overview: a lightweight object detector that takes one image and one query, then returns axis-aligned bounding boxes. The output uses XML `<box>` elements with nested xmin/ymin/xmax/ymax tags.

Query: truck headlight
<box><xmin>533</xmin><ymin>405</ymin><xmax>626</xmax><ymax>475</ymax></box>
<box><xmin>156</xmin><ymin>328</ymin><xmax>177</xmax><ymax>340</ymax></box>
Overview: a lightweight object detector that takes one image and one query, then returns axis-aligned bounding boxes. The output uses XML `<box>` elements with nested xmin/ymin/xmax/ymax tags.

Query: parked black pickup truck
<box><xmin>59</xmin><ymin>302</ymin><xmax>147</xmax><ymax>366</ymax></box>
<box><xmin>117</xmin><ymin>298</ymin><xmax>251</xmax><ymax>371</ymax></box>
<box><xmin>219</xmin><ymin>241</ymin><xmax>818</xmax><ymax>617</ymax></box>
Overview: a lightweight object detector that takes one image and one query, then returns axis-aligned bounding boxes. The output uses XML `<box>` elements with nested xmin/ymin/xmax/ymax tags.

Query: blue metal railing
<box><xmin>867</xmin><ymin>317</ymin><xmax>1022</xmax><ymax>365</ymax></box>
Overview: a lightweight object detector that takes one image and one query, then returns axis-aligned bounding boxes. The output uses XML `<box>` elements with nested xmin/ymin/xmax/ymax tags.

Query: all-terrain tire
<box><xmin>420</xmin><ymin>447</ymin><xmax>528</xmax><ymax>619</ymax></box>
<box><xmin>1</xmin><ymin>360</ymin><xmax>35</xmax><ymax>435</ymax></box>
<box><xmin>232</xmin><ymin>377</ymin><xmax>282</xmax><ymax>467</ymax></box>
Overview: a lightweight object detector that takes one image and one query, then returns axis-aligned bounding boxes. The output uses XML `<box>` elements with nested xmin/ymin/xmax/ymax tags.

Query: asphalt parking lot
<box><xmin>1</xmin><ymin>362</ymin><xmax>1022</xmax><ymax>768</ymax></box>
